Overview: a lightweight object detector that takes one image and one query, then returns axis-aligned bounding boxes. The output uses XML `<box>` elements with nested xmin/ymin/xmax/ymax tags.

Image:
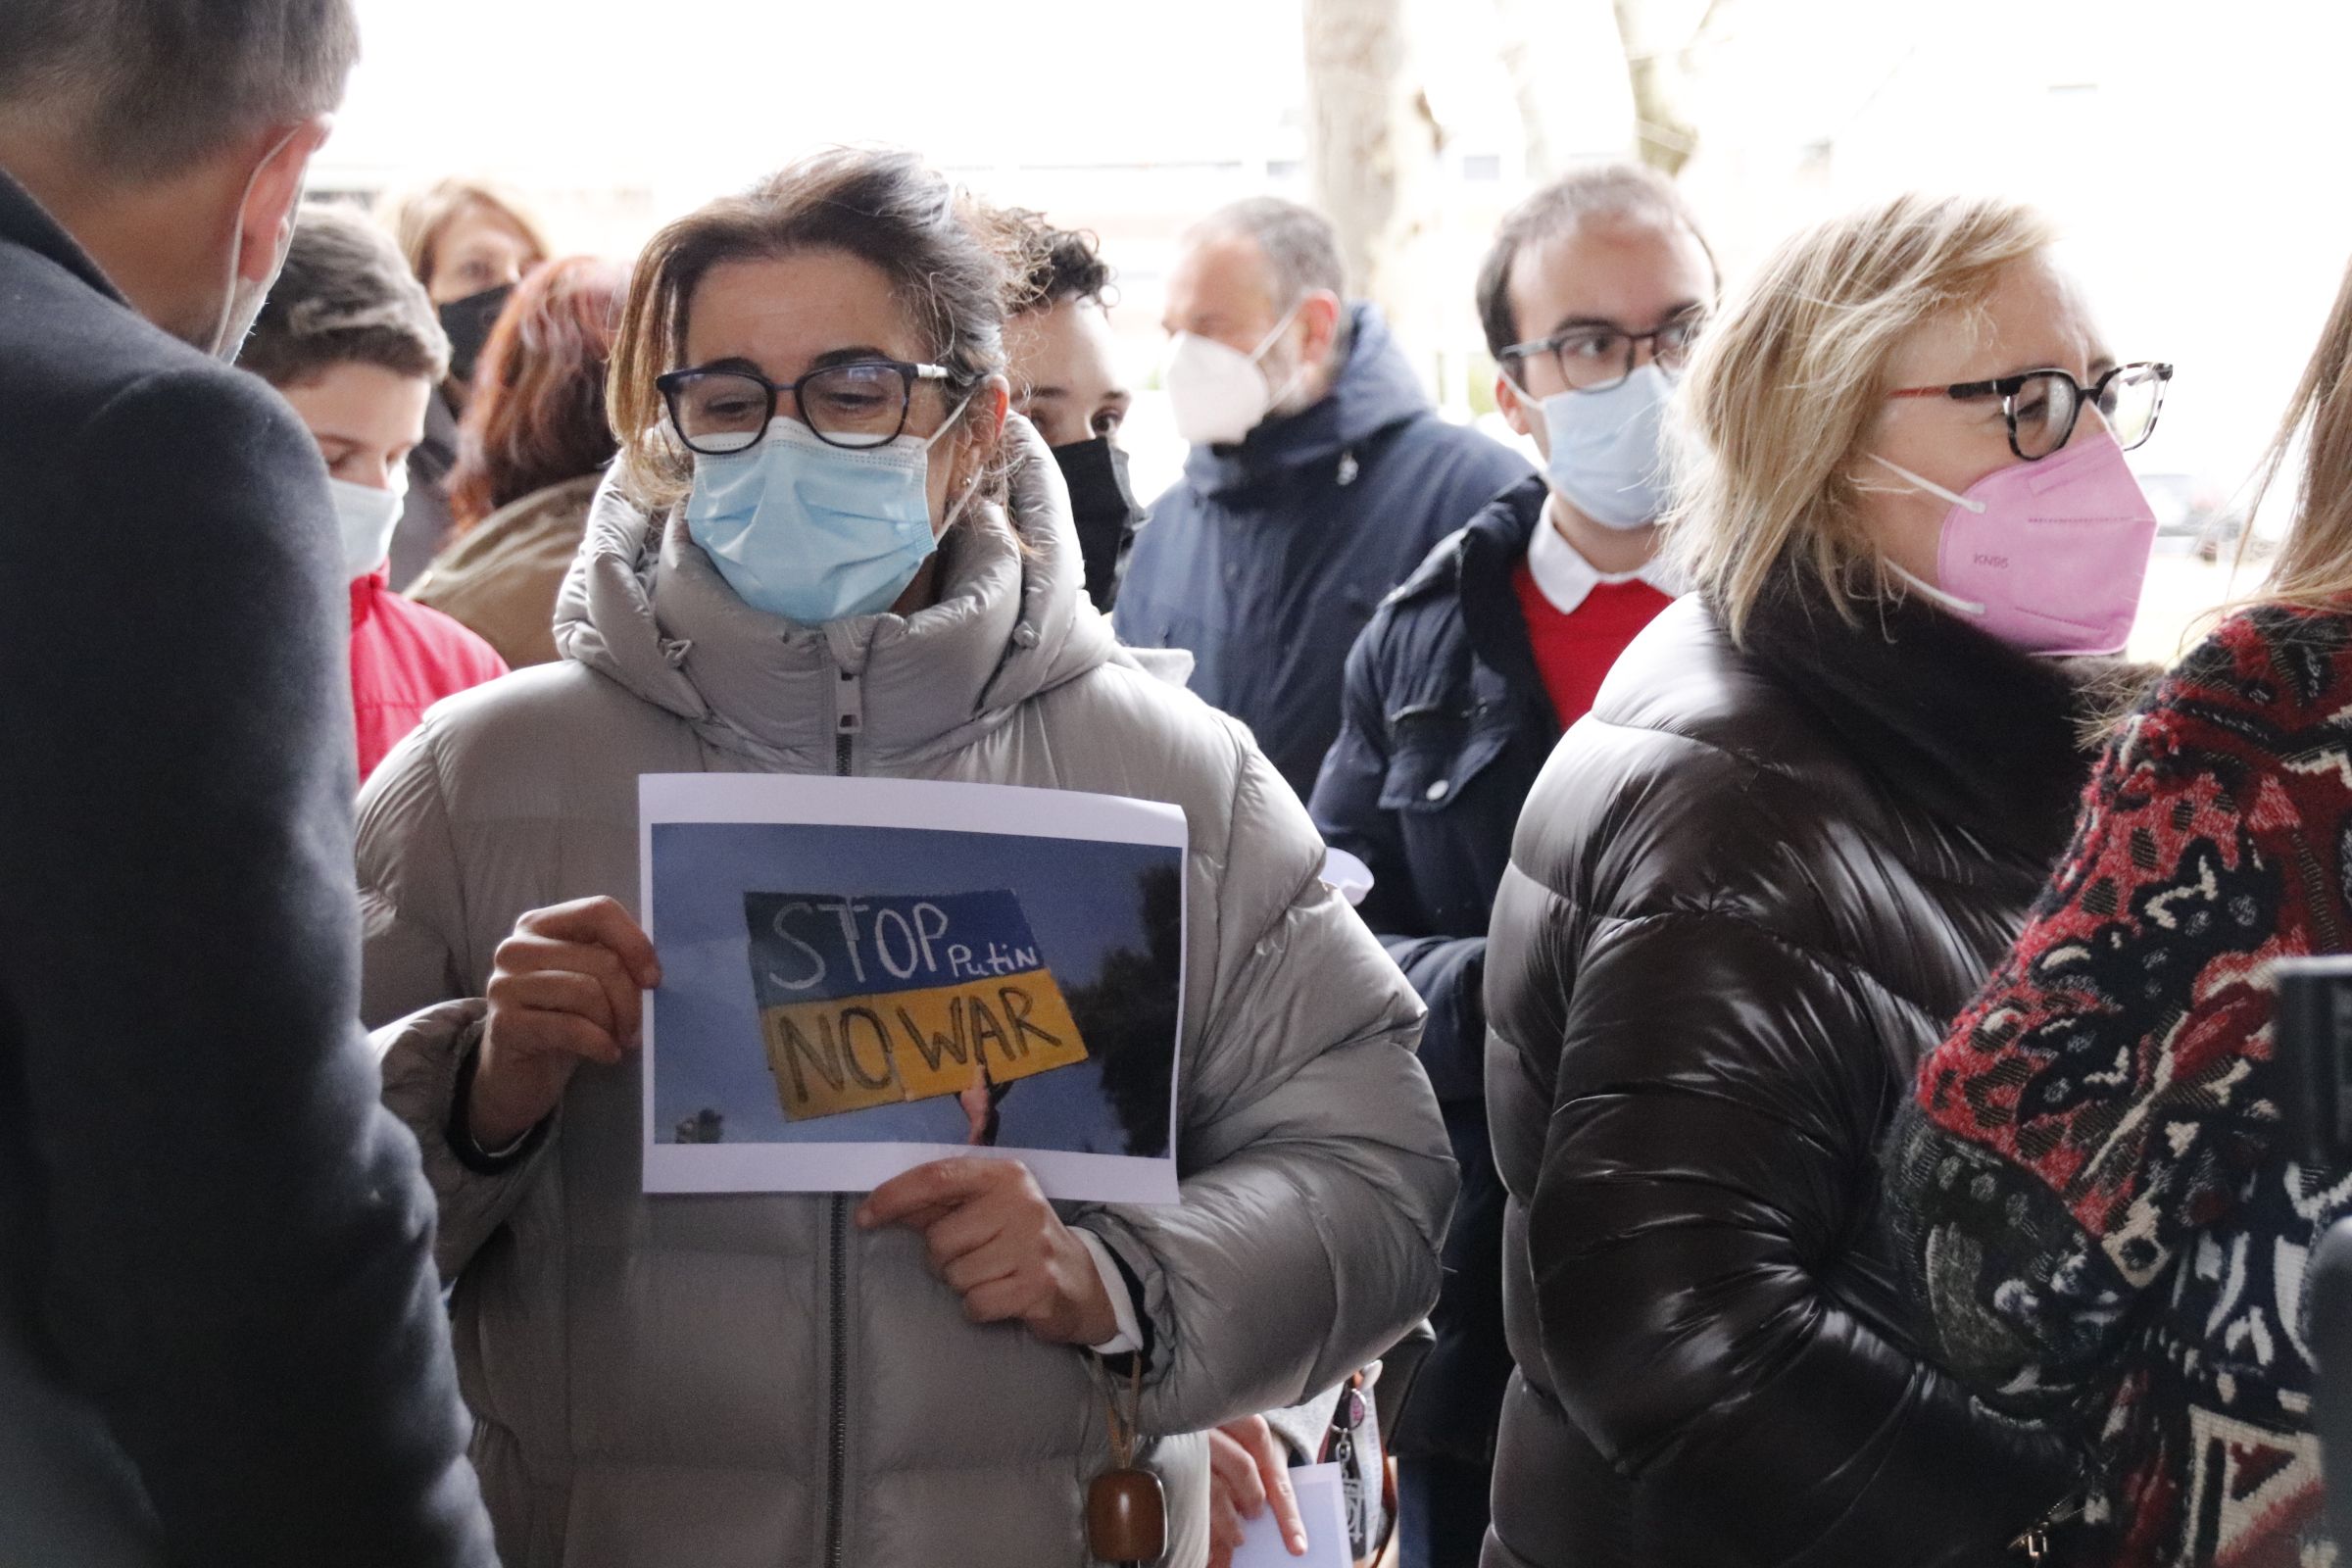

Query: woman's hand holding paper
<box><xmin>472</xmin><ymin>896</ymin><xmax>662</xmax><ymax>1150</ymax></box>
<box><xmin>857</xmin><ymin>1157</ymin><xmax>1118</xmax><ymax>1348</ymax></box>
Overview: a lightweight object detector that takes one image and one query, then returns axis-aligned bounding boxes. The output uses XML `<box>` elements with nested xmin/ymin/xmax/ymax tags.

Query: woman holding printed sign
<box><xmin>355</xmin><ymin>147</ymin><xmax>1453</xmax><ymax>1568</ymax></box>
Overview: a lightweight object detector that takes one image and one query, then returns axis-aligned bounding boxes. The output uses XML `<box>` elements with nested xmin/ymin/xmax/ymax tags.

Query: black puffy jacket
<box><xmin>1482</xmin><ymin>572</ymin><xmax>2097</xmax><ymax>1568</ymax></box>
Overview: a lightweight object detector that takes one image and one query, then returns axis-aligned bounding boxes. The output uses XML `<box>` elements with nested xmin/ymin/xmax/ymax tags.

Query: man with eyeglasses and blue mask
<box><xmin>1308</xmin><ymin>163</ymin><xmax>1716</xmax><ymax>1568</ymax></box>
<box><xmin>1115</xmin><ymin>196</ymin><xmax>1532</xmax><ymax>802</ymax></box>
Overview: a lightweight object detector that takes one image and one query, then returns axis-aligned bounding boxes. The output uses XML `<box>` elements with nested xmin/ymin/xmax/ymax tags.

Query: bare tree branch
<box><xmin>1682</xmin><ymin>0</ymin><xmax>1736</xmax><ymax>67</ymax></box>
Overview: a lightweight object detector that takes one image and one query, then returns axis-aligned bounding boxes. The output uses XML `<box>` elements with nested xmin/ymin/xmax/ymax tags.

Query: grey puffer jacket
<box><xmin>357</xmin><ymin>423</ymin><xmax>1456</xmax><ymax>1568</ymax></box>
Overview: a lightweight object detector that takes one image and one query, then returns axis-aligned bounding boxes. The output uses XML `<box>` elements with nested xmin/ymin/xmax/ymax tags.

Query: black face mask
<box><xmin>437</xmin><ymin>281</ymin><xmax>516</xmax><ymax>389</ymax></box>
<box><xmin>1051</xmin><ymin>436</ymin><xmax>1148</xmax><ymax>613</ymax></box>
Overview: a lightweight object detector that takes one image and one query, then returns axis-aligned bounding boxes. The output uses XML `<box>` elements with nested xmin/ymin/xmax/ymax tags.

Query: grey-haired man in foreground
<box><xmin>0</xmin><ymin>3</ymin><xmax>495</xmax><ymax>1562</ymax></box>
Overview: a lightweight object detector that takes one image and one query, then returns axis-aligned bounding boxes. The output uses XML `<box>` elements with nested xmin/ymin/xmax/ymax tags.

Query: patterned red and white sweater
<box><xmin>1889</xmin><ymin>601</ymin><xmax>2352</xmax><ymax>1568</ymax></box>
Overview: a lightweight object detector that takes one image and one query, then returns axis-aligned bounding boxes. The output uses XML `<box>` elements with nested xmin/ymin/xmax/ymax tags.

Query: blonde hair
<box><xmin>2243</xmin><ymin>255</ymin><xmax>2352</xmax><ymax>611</ymax></box>
<box><xmin>1667</xmin><ymin>192</ymin><xmax>2057</xmax><ymax>645</ymax></box>
<box><xmin>375</xmin><ymin>176</ymin><xmax>552</xmax><ymax>294</ymax></box>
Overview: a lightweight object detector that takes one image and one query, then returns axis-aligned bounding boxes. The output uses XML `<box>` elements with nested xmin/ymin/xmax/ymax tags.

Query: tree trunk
<box><xmin>1491</xmin><ymin>0</ymin><xmax>1555</xmax><ymax>180</ymax></box>
<box><xmin>1303</xmin><ymin>0</ymin><xmax>1442</xmax><ymax>374</ymax></box>
<box><xmin>1611</xmin><ymin>0</ymin><xmax>1699</xmax><ymax>174</ymax></box>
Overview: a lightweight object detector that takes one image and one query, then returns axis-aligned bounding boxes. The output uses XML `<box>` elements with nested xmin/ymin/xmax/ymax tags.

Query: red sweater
<box><xmin>349</xmin><ymin>571</ymin><xmax>506</xmax><ymax>783</ymax></box>
<box><xmin>1511</xmin><ymin>563</ymin><xmax>1676</xmax><ymax>728</ymax></box>
<box><xmin>1891</xmin><ymin>602</ymin><xmax>2352</xmax><ymax>1568</ymax></box>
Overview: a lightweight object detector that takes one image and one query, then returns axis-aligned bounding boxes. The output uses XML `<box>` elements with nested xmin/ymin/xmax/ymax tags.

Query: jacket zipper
<box><xmin>826</xmin><ymin>1198</ymin><xmax>848</xmax><ymax>1568</ymax></box>
<box><xmin>826</xmin><ymin>660</ymin><xmax>863</xmax><ymax>1568</ymax></box>
<box><xmin>2010</xmin><ymin>1485</ymin><xmax>2085</xmax><ymax>1562</ymax></box>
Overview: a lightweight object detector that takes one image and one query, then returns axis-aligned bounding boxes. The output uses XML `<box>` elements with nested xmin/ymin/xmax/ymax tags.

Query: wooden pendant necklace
<box><xmin>1086</xmin><ymin>1355</ymin><xmax>1166</xmax><ymax>1565</ymax></box>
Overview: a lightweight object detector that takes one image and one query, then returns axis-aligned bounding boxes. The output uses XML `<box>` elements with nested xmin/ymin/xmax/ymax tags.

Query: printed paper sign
<box><xmin>640</xmin><ymin>774</ymin><xmax>1187</xmax><ymax>1204</ymax></box>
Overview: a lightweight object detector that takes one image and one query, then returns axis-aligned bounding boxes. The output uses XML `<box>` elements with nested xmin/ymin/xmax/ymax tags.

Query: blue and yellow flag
<box><xmin>743</xmin><ymin>890</ymin><xmax>1092</xmax><ymax>1122</ymax></box>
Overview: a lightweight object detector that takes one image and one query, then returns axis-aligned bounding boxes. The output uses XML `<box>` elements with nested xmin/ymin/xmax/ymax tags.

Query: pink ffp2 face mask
<box><xmin>1868</xmin><ymin>430</ymin><xmax>2159</xmax><ymax>657</ymax></box>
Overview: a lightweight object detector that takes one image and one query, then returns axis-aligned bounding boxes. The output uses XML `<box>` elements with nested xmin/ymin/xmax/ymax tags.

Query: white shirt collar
<box><xmin>1525</xmin><ymin>508</ymin><xmax>1685</xmax><ymax>615</ymax></box>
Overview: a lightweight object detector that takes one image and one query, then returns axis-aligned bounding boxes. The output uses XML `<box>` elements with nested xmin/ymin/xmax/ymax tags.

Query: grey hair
<box><xmin>1476</xmin><ymin>163</ymin><xmax>1714</xmax><ymax>360</ymax></box>
<box><xmin>239</xmin><ymin>204</ymin><xmax>451</xmax><ymax>388</ymax></box>
<box><xmin>0</xmin><ymin>0</ymin><xmax>358</xmax><ymax>182</ymax></box>
<box><xmin>1189</xmin><ymin>196</ymin><xmax>1351</xmax><ymax>356</ymax></box>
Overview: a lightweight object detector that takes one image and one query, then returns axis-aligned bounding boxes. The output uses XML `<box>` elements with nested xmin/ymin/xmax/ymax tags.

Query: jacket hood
<box><xmin>552</xmin><ymin>418</ymin><xmax>1120</xmax><ymax>765</ymax></box>
<box><xmin>1183</xmin><ymin>303</ymin><xmax>1432</xmax><ymax>497</ymax></box>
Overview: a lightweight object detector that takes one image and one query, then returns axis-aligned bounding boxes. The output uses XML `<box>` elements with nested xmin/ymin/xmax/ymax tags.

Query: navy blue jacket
<box><xmin>1115</xmin><ymin>305</ymin><xmax>1532</xmax><ymax>798</ymax></box>
<box><xmin>1311</xmin><ymin>475</ymin><xmax>1559</xmax><ymax>1103</ymax></box>
<box><xmin>1308</xmin><ymin>475</ymin><xmax>1560</xmax><ymax>1462</ymax></box>
<box><xmin>0</xmin><ymin>170</ymin><xmax>494</xmax><ymax>1565</ymax></box>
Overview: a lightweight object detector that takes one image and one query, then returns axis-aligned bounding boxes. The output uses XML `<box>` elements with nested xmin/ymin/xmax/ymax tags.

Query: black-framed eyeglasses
<box><xmin>1887</xmin><ymin>361</ymin><xmax>2173</xmax><ymax>462</ymax></box>
<box><xmin>1497</xmin><ymin>313</ymin><xmax>1704</xmax><ymax>394</ymax></box>
<box><xmin>657</xmin><ymin>359</ymin><xmax>956</xmax><ymax>455</ymax></box>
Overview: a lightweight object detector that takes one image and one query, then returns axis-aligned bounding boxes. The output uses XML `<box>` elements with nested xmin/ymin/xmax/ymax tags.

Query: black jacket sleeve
<box><xmin>0</xmin><ymin>368</ymin><xmax>496</xmax><ymax>1565</ymax></box>
<box><xmin>1311</xmin><ymin>620</ymin><xmax>1488</xmax><ymax>1103</ymax></box>
<box><xmin>1521</xmin><ymin>903</ymin><xmax>2074</xmax><ymax>1566</ymax></box>
<box><xmin>1380</xmin><ymin>936</ymin><xmax>1486</xmax><ymax>1104</ymax></box>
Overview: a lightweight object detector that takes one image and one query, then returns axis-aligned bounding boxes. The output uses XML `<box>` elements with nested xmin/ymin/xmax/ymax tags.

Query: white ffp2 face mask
<box><xmin>329</xmin><ymin>476</ymin><xmax>407</xmax><ymax>581</ymax></box>
<box><xmin>212</xmin><ymin>124</ymin><xmax>306</xmax><ymax>363</ymax></box>
<box><xmin>1162</xmin><ymin>301</ymin><xmax>1307</xmax><ymax>447</ymax></box>
<box><xmin>1532</xmin><ymin>363</ymin><xmax>1676</xmax><ymax>531</ymax></box>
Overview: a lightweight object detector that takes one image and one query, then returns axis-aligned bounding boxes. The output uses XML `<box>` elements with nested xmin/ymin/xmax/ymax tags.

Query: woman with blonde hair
<box><xmin>380</xmin><ymin>175</ymin><xmax>553</xmax><ymax>366</ymax></box>
<box><xmin>356</xmin><ymin>147</ymin><xmax>1452</xmax><ymax>1567</ymax></box>
<box><xmin>1482</xmin><ymin>191</ymin><xmax>2172</xmax><ymax>1566</ymax></box>
<box><xmin>374</xmin><ymin>176</ymin><xmax>553</xmax><ymax>586</ymax></box>
<box><xmin>1886</xmin><ymin>255</ymin><xmax>2352</xmax><ymax>1566</ymax></box>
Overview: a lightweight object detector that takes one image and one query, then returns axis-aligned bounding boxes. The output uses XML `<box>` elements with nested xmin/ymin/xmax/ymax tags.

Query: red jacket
<box><xmin>350</xmin><ymin>571</ymin><xmax>506</xmax><ymax>783</ymax></box>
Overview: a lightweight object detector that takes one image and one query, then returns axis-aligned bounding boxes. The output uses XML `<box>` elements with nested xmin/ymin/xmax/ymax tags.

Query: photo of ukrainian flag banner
<box><xmin>639</xmin><ymin>773</ymin><xmax>1187</xmax><ymax>1204</ymax></box>
<box><xmin>745</xmin><ymin>889</ymin><xmax>1095</xmax><ymax>1123</ymax></box>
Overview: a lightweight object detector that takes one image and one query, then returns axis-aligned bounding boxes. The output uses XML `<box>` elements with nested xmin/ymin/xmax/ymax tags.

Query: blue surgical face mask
<box><xmin>1533</xmin><ymin>362</ymin><xmax>1676</xmax><ymax>531</ymax></box>
<box><xmin>683</xmin><ymin>409</ymin><xmax>972</xmax><ymax>624</ymax></box>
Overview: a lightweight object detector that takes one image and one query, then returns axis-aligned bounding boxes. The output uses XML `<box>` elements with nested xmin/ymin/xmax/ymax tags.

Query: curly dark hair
<box><xmin>994</xmin><ymin>208</ymin><xmax>1114</xmax><ymax>316</ymax></box>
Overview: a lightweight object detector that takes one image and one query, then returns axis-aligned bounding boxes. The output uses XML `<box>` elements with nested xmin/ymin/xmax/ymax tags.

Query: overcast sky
<box><xmin>329</xmin><ymin>0</ymin><xmax>2352</xmax><ymax>507</ymax></box>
